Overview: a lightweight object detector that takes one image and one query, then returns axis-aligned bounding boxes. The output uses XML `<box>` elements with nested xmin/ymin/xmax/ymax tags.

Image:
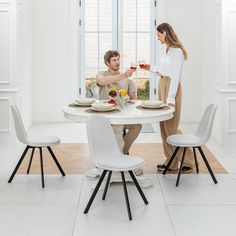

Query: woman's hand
<box><xmin>144</xmin><ymin>64</ymin><xmax>151</xmax><ymax>70</ymax></box>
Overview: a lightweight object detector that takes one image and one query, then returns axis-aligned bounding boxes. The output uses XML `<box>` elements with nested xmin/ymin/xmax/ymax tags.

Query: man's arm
<box><xmin>96</xmin><ymin>69</ymin><xmax>133</xmax><ymax>86</ymax></box>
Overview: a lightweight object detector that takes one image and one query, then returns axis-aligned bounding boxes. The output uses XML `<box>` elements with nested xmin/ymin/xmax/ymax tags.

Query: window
<box><xmin>79</xmin><ymin>0</ymin><xmax>157</xmax><ymax>99</ymax></box>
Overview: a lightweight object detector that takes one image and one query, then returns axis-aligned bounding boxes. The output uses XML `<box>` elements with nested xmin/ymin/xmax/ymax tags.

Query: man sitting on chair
<box><xmin>96</xmin><ymin>50</ymin><xmax>142</xmax><ymax>155</ymax></box>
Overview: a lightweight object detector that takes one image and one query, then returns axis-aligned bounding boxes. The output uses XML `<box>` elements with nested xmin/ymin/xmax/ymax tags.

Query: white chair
<box><xmin>84</xmin><ymin>116</ymin><xmax>148</xmax><ymax>221</ymax></box>
<box><xmin>8</xmin><ymin>104</ymin><xmax>65</xmax><ymax>188</ymax></box>
<box><xmin>163</xmin><ymin>104</ymin><xmax>217</xmax><ymax>187</ymax></box>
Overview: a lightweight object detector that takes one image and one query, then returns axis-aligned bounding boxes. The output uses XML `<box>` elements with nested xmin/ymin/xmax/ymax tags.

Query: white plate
<box><xmin>91</xmin><ymin>106</ymin><xmax>116</xmax><ymax>112</ymax></box>
<box><xmin>91</xmin><ymin>103</ymin><xmax>114</xmax><ymax>110</ymax></box>
<box><xmin>75</xmin><ymin>98</ymin><xmax>95</xmax><ymax>105</ymax></box>
<box><xmin>127</xmin><ymin>100</ymin><xmax>136</xmax><ymax>104</ymax></box>
<box><xmin>141</xmin><ymin>103</ymin><xmax>167</xmax><ymax>109</ymax></box>
<box><xmin>142</xmin><ymin>100</ymin><xmax>163</xmax><ymax>108</ymax></box>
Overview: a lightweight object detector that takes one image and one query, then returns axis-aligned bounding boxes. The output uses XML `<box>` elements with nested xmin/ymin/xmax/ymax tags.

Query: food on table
<box><xmin>119</xmin><ymin>89</ymin><xmax>128</xmax><ymax>97</ymax></box>
<box><xmin>109</xmin><ymin>87</ymin><xmax>118</xmax><ymax>97</ymax></box>
<box><xmin>108</xmin><ymin>99</ymin><xmax>117</xmax><ymax>105</ymax></box>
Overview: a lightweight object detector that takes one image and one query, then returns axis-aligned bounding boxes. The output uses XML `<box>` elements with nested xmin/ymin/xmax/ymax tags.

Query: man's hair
<box><xmin>104</xmin><ymin>50</ymin><xmax>120</xmax><ymax>66</ymax></box>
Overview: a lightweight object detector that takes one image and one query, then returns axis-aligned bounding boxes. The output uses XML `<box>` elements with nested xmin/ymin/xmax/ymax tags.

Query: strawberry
<box><xmin>108</xmin><ymin>99</ymin><xmax>116</xmax><ymax>105</ymax></box>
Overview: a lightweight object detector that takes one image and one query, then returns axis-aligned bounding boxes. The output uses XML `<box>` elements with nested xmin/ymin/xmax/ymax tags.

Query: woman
<box><xmin>145</xmin><ymin>23</ymin><xmax>194</xmax><ymax>172</ymax></box>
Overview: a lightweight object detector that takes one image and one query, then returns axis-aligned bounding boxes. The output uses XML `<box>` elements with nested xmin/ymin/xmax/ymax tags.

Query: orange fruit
<box><xmin>119</xmin><ymin>89</ymin><xmax>128</xmax><ymax>97</ymax></box>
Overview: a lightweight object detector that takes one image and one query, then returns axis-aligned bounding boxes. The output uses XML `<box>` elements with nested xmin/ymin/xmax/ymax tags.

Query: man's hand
<box><xmin>123</xmin><ymin>69</ymin><xmax>134</xmax><ymax>78</ymax></box>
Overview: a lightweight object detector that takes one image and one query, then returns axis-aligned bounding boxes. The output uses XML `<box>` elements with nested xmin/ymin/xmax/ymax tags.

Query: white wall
<box><xmin>164</xmin><ymin>0</ymin><xmax>202</xmax><ymax>123</ymax></box>
<box><xmin>34</xmin><ymin>0</ymin><xmax>72</xmax><ymax>122</ymax></box>
<box><xmin>216</xmin><ymin>0</ymin><xmax>236</xmax><ymax>155</ymax></box>
<box><xmin>200</xmin><ymin>0</ymin><xmax>236</xmax><ymax>156</ymax></box>
<box><xmin>0</xmin><ymin>0</ymin><xmax>34</xmax><ymax>148</ymax></box>
<box><xmin>200</xmin><ymin>0</ymin><xmax>218</xmax><ymax>137</ymax></box>
<box><xmin>20</xmin><ymin>0</ymin><xmax>34</xmax><ymax>129</ymax></box>
<box><xmin>200</xmin><ymin>0</ymin><xmax>217</xmax><ymax>106</ymax></box>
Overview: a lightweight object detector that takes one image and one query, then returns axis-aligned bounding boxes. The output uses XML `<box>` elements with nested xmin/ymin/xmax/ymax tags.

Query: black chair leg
<box><xmin>39</xmin><ymin>147</ymin><xmax>45</xmax><ymax>188</ymax></box>
<box><xmin>193</xmin><ymin>147</ymin><xmax>199</xmax><ymax>173</ymax></box>
<box><xmin>197</xmin><ymin>146</ymin><xmax>217</xmax><ymax>184</ymax></box>
<box><xmin>47</xmin><ymin>146</ymin><xmax>66</xmax><ymax>176</ymax></box>
<box><xmin>27</xmin><ymin>147</ymin><xmax>35</xmax><ymax>174</ymax></box>
<box><xmin>176</xmin><ymin>147</ymin><xmax>187</xmax><ymax>187</ymax></box>
<box><xmin>128</xmin><ymin>171</ymin><xmax>148</xmax><ymax>205</ymax></box>
<box><xmin>8</xmin><ymin>146</ymin><xmax>30</xmax><ymax>183</ymax></box>
<box><xmin>121</xmin><ymin>171</ymin><xmax>132</xmax><ymax>221</ymax></box>
<box><xmin>163</xmin><ymin>147</ymin><xmax>180</xmax><ymax>175</ymax></box>
<box><xmin>102</xmin><ymin>171</ymin><xmax>112</xmax><ymax>200</ymax></box>
<box><xmin>84</xmin><ymin>170</ymin><xmax>108</xmax><ymax>214</ymax></box>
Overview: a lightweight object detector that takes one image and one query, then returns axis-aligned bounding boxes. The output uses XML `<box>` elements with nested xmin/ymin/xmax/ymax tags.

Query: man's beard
<box><xmin>111</xmin><ymin>66</ymin><xmax>120</xmax><ymax>72</ymax></box>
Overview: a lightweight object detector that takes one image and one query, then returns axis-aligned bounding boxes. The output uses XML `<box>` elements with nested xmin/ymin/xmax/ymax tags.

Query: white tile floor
<box><xmin>0</xmin><ymin>122</ymin><xmax>236</xmax><ymax>236</ymax></box>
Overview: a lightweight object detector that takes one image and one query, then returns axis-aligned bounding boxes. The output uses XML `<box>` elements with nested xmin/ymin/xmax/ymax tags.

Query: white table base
<box><xmin>86</xmin><ymin>168</ymin><xmax>153</xmax><ymax>189</ymax></box>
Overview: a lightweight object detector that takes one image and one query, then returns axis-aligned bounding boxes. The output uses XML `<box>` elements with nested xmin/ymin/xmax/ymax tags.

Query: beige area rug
<box><xmin>17</xmin><ymin>143</ymin><xmax>227</xmax><ymax>174</ymax></box>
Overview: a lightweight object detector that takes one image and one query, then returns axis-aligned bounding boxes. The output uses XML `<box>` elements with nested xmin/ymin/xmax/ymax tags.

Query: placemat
<box><xmin>85</xmin><ymin>108</ymin><xmax>121</xmax><ymax>114</ymax></box>
<box><xmin>136</xmin><ymin>105</ymin><xmax>170</xmax><ymax>110</ymax></box>
<box><xmin>68</xmin><ymin>103</ymin><xmax>91</xmax><ymax>108</ymax></box>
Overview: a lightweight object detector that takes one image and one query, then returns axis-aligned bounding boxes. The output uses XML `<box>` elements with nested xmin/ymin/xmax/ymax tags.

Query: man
<box><xmin>96</xmin><ymin>50</ymin><xmax>142</xmax><ymax>155</ymax></box>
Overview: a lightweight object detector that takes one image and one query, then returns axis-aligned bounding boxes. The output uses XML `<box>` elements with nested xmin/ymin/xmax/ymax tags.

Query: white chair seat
<box><xmin>167</xmin><ymin>134</ymin><xmax>203</xmax><ymax>147</ymax></box>
<box><xmin>95</xmin><ymin>155</ymin><xmax>145</xmax><ymax>172</ymax></box>
<box><xmin>27</xmin><ymin>135</ymin><xmax>61</xmax><ymax>147</ymax></box>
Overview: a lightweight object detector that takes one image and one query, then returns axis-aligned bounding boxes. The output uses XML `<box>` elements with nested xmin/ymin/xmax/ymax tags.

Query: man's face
<box><xmin>107</xmin><ymin>56</ymin><xmax>120</xmax><ymax>71</ymax></box>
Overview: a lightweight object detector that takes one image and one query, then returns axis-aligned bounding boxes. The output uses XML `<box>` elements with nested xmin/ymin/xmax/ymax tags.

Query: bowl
<box><xmin>91</xmin><ymin>102</ymin><xmax>114</xmax><ymax>110</ymax></box>
<box><xmin>142</xmin><ymin>100</ymin><xmax>163</xmax><ymax>108</ymax></box>
<box><xmin>75</xmin><ymin>98</ymin><xmax>96</xmax><ymax>105</ymax></box>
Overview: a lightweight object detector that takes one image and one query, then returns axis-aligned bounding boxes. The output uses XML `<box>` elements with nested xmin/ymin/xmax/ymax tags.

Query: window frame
<box><xmin>79</xmin><ymin>0</ymin><xmax>158</xmax><ymax>99</ymax></box>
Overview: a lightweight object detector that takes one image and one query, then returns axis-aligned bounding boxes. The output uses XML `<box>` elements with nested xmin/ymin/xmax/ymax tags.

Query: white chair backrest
<box><xmin>11</xmin><ymin>104</ymin><xmax>28</xmax><ymax>145</ymax></box>
<box><xmin>86</xmin><ymin>116</ymin><xmax>121</xmax><ymax>163</ymax></box>
<box><xmin>195</xmin><ymin>104</ymin><xmax>217</xmax><ymax>144</ymax></box>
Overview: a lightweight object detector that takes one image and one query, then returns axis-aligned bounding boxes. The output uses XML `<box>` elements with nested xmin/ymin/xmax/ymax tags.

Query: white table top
<box><xmin>63</xmin><ymin>100</ymin><xmax>174</xmax><ymax>125</ymax></box>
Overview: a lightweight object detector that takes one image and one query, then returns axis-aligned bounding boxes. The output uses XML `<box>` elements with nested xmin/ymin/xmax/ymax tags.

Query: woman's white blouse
<box><xmin>150</xmin><ymin>47</ymin><xmax>184</xmax><ymax>105</ymax></box>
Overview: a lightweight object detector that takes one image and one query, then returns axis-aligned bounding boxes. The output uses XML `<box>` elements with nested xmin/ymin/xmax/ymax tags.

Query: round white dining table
<box><xmin>63</xmin><ymin>100</ymin><xmax>174</xmax><ymax>125</ymax></box>
<box><xmin>63</xmin><ymin>100</ymin><xmax>175</xmax><ymax>188</ymax></box>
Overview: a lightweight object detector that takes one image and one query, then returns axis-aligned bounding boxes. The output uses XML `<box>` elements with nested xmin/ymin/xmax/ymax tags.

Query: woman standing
<box><xmin>145</xmin><ymin>23</ymin><xmax>194</xmax><ymax>172</ymax></box>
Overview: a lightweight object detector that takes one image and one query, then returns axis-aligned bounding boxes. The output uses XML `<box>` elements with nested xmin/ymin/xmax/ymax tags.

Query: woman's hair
<box><xmin>104</xmin><ymin>50</ymin><xmax>120</xmax><ymax>66</ymax></box>
<box><xmin>156</xmin><ymin>23</ymin><xmax>188</xmax><ymax>60</ymax></box>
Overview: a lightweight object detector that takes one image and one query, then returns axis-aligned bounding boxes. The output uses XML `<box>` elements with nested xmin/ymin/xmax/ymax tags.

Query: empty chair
<box><xmin>9</xmin><ymin>104</ymin><xmax>65</xmax><ymax>188</ymax></box>
<box><xmin>84</xmin><ymin>115</ymin><xmax>148</xmax><ymax>221</ymax></box>
<box><xmin>163</xmin><ymin>104</ymin><xmax>217</xmax><ymax>186</ymax></box>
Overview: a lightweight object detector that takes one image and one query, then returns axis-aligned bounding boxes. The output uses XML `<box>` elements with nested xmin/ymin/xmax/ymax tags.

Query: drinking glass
<box><xmin>130</xmin><ymin>62</ymin><xmax>137</xmax><ymax>79</ymax></box>
<box><xmin>138</xmin><ymin>60</ymin><xmax>146</xmax><ymax>69</ymax></box>
<box><xmin>138</xmin><ymin>60</ymin><xmax>147</xmax><ymax>77</ymax></box>
<box><xmin>130</xmin><ymin>62</ymin><xmax>137</xmax><ymax>71</ymax></box>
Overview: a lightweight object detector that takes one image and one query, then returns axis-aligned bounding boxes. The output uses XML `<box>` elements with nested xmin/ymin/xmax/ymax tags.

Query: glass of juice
<box><xmin>130</xmin><ymin>62</ymin><xmax>137</xmax><ymax>71</ymax></box>
<box><xmin>138</xmin><ymin>60</ymin><xmax>146</xmax><ymax>69</ymax></box>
